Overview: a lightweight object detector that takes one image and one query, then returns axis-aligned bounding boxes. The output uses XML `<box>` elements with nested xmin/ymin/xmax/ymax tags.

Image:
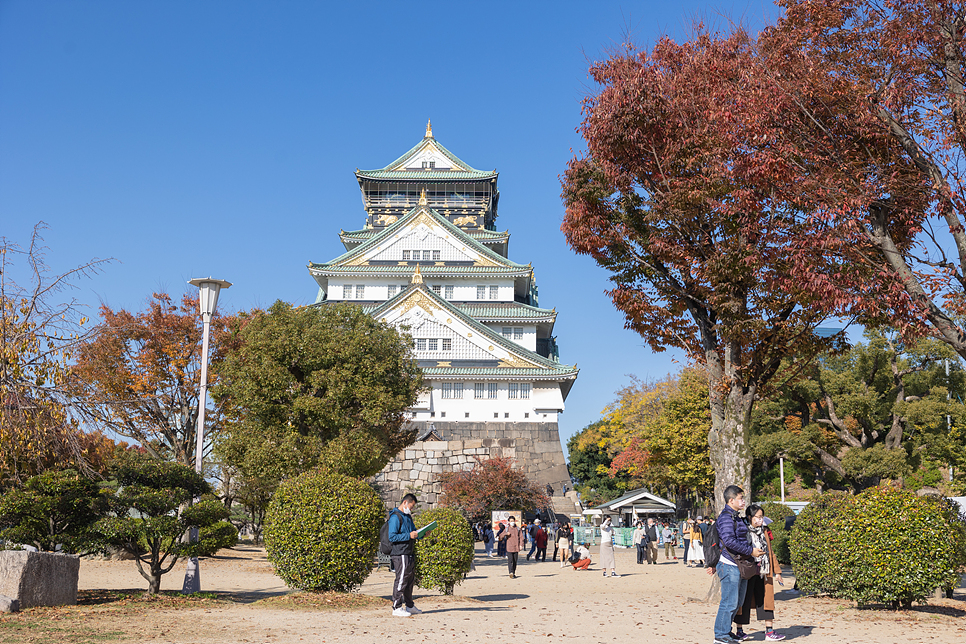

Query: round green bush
<box><xmin>760</xmin><ymin>502</ymin><xmax>796</xmax><ymax>565</ymax></box>
<box><xmin>414</xmin><ymin>507</ymin><xmax>474</xmax><ymax>595</ymax></box>
<box><xmin>198</xmin><ymin>520</ymin><xmax>239</xmax><ymax>556</ymax></box>
<box><xmin>264</xmin><ymin>468</ymin><xmax>383</xmax><ymax>591</ymax></box>
<box><xmin>790</xmin><ymin>486</ymin><xmax>965</xmax><ymax>607</ymax></box>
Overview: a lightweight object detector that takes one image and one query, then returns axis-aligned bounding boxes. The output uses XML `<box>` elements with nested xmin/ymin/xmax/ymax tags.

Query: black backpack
<box><xmin>379</xmin><ymin>510</ymin><xmax>402</xmax><ymax>555</ymax></box>
<box><xmin>703</xmin><ymin>522</ymin><xmax>721</xmax><ymax>569</ymax></box>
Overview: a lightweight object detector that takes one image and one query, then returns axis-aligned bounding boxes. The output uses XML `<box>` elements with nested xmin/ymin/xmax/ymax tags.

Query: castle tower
<box><xmin>307</xmin><ymin>124</ymin><xmax>577</xmax><ymax>509</ymax></box>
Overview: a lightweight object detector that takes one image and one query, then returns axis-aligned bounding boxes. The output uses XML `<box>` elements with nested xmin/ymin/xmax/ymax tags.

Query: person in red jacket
<box><xmin>534</xmin><ymin>521</ymin><xmax>548</xmax><ymax>561</ymax></box>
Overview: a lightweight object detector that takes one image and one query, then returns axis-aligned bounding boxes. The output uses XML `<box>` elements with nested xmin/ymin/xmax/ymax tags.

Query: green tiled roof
<box><xmin>356</xmin><ymin>136</ymin><xmax>497</xmax><ymax>181</ymax></box>
<box><xmin>310</xmin><ymin>205</ymin><xmax>528</xmax><ymax>270</ymax></box>
<box><xmin>420</xmin><ymin>367</ymin><xmax>577</xmax><ymax>378</ymax></box>
<box><xmin>308</xmin><ymin>265</ymin><xmax>531</xmax><ymax>276</ymax></box>
<box><xmin>453</xmin><ymin>302</ymin><xmax>556</xmax><ymax>322</ymax></box>
<box><xmin>340</xmin><ymin>227</ymin><xmax>508</xmax><ymax>242</ymax></box>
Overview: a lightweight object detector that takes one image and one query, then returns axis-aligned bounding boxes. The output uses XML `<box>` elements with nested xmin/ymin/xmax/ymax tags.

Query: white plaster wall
<box><xmin>328</xmin><ymin>278</ymin><xmax>516</xmax><ymax>303</ymax></box>
<box><xmin>408</xmin><ymin>380</ymin><xmax>564</xmax><ymax>423</ymax></box>
<box><xmin>482</xmin><ymin>323</ymin><xmax>537</xmax><ymax>352</ymax></box>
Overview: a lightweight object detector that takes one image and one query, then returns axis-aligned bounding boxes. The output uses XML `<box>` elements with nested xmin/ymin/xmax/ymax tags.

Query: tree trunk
<box><xmin>147</xmin><ymin>573</ymin><xmax>161</xmax><ymax>594</ymax></box>
<box><xmin>706</xmin><ymin>348</ymin><xmax>755</xmax><ymax>515</ymax></box>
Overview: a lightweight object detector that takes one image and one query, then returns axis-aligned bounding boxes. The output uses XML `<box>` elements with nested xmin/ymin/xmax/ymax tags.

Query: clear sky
<box><xmin>1</xmin><ymin>0</ymin><xmax>781</xmax><ymax>448</ymax></box>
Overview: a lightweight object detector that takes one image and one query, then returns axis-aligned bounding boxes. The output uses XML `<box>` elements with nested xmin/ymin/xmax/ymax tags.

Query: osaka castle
<box><xmin>308</xmin><ymin>122</ymin><xmax>578</xmax><ymax>510</ymax></box>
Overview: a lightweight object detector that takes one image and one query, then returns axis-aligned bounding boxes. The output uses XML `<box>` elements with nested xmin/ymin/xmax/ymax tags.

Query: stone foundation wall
<box><xmin>372</xmin><ymin>421</ymin><xmax>570</xmax><ymax>510</ymax></box>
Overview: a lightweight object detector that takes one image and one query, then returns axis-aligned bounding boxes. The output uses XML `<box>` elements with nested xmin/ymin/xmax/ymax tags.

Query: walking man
<box><xmin>501</xmin><ymin>515</ymin><xmax>526</xmax><ymax>578</ymax></box>
<box><xmin>709</xmin><ymin>485</ymin><xmax>764</xmax><ymax>644</ymax></box>
<box><xmin>388</xmin><ymin>493</ymin><xmax>422</xmax><ymax>617</ymax></box>
<box><xmin>534</xmin><ymin>521</ymin><xmax>548</xmax><ymax>561</ymax></box>
<box><xmin>526</xmin><ymin>519</ymin><xmax>541</xmax><ymax>560</ymax></box>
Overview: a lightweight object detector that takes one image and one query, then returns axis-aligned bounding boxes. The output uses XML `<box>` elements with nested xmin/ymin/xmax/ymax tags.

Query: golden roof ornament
<box><xmin>425</xmin><ymin>119</ymin><xmax>433</xmax><ymax>138</ymax></box>
<box><xmin>418</xmin><ymin>188</ymin><xmax>428</xmax><ymax>206</ymax></box>
<box><xmin>411</xmin><ymin>264</ymin><xmax>423</xmax><ymax>284</ymax></box>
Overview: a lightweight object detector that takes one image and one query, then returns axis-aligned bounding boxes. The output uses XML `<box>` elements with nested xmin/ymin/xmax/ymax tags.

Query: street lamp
<box><xmin>182</xmin><ymin>277</ymin><xmax>232</xmax><ymax>594</ymax></box>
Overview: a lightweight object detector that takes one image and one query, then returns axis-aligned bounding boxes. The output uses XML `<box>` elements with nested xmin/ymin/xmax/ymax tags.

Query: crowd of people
<box><xmin>404</xmin><ymin>489</ymin><xmax>788</xmax><ymax>642</ymax></box>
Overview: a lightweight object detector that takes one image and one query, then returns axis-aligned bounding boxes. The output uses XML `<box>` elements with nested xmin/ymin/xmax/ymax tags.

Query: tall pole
<box><xmin>779</xmin><ymin>457</ymin><xmax>785</xmax><ymax>505</ymax></box>
<box><xmin>182</xmin><ymin>310</ymin><xmax>212</xmax><ymax>595</ymax></box>
<box><xmin>182</xmin><ymin>278</ymin><xmax>230</xmax><ymax>595</ymax></box>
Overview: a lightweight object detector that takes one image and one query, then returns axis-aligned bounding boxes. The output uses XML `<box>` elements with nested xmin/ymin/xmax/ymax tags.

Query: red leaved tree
<box><xmin>561</xmin><ymin>29</ymin><xmax>859</xmax><ymax>510</ymax></box>
<box><xmin>439</xmin><ymin>456</ymin><xmax>549</xmax><ymax>523</ymax></box>
<box><xmin>70</xmin><ymin>293</ymin><xmax>237</xmax><ymax>468</ymax></box>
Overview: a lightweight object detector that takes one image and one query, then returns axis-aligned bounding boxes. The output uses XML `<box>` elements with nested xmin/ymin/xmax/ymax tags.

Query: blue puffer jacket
<box><xmin>717</xmin><ymin>506</ymin><xmax>754</xmax><ymax>564</ymax></box>
<box><xmin>387</xmin><ymin>509</ymin><xmax>416</xmax><ymax>557</ymax></box>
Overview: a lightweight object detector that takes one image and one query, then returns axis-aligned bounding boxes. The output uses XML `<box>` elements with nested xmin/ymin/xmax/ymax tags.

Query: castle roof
<box><xmin>356</xmin><ymin>124</ymin><xmax>497</xmax><ymax>182</ymax></box>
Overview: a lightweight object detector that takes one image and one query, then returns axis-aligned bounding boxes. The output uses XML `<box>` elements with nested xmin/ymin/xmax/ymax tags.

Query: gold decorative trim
<box><xmin>396</xmin><ymin>289</ymin><xmax>441</xmax><ymax>316</ymax></box>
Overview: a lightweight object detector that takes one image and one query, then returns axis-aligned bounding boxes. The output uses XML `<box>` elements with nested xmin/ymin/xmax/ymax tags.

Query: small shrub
<box><xmin>198</xmin><ymin>519</ymin><xmax>239</xmax><ymax>556</ymax></box>
<box><xmin>790</xmin><ymin>486</ymin><xmax>965</xmax><ymax>607</ymax></box>
<box><xmin>760</xmin><ymin>502</ymin><xmax>796</xmax><ymax>565</ymax></box>
<box><xmin>264</xmin><ymin>468</ymin><xmax>383</xmax><ymax>592</ymax></box>
<box><xmin>414</xmin><ymin>507</ymin><xmax>474</xmax><ymax>595</ymax></box>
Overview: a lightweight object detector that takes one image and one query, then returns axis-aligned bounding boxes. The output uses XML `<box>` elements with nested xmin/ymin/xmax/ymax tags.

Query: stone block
<box><xmin>464</xmin><ymin>439</ymin><xmax>483</xmax><ymax>449</ymax></box>
<box><xmin>432</xmin><ymin>465</ymin><xmax>443</xmax><ymax>473</ymax></box>
<box><xmin>482</xmin><ymin>439</ymin><xmax>494</xmax><ymax>447</ymax></box>
<box><xmin>422</xmin><ymin>441</ymin><xmax>448</xmax><ymax>451</ymax></box>
<box><xmin>403</xmin><ymin>460</ymin><xmax>413</xmax><ymax>469</ymax></box>
<box><xmin>427</xmin><ymin>458</ymin><xmax>438</xmax><ymax>465</ymax></box>
<box><xmin>0</xmin><ymin>595</ymin><xmax>18</xmax><ymax>613</ymax></box>
<box><xmin>0</xmin><ymin>551</ymin><xmax>79</xmax><ymax>608</ymax></box>
<box><xmin>448</xmin><ymin>441</ymin><xmax>463</xmax><ymax>451</ymax></box>
<box><xmin>405</xmin><ymin>450</ymin><xmax>416</xmax><ymax>459</ymax></box>
<box><xmin>425</xmin><ymin>451</ymin><xmax>435</xmax><ymax>458</ymax></box>
<box><xmin>391</xmin><ymin>462</ymin><xmax>402</xmax><ymax>471</ymax></box>
<box><xmin>498</xmin><ymin>438</ymin><xmax>512</xmax><ymax>448</ymax></box>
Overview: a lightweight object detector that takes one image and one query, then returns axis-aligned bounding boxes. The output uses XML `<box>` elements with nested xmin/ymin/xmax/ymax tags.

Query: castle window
<box><xmin>465</xmin><ymin>412</ymin><xmax>470</xmax><ymax>418</ymax></box>
<box><xmin>509</xmin><ymin>383</ymin><xmax>520</xmax><ymax>399</ymax></box>
<box><xmin>488</xmin><ymin>382</ymin><xmax>498</xmax><ymax>399</ymax></box>
<box><xmin>388</xmin><ymin>285</ymin><xmax>397</xmax><ymax>298</ymax></box>
<box><xmin>474</xmin><ymin>383</ymin><xmax>485</xmax><ymax>399</ymax></box>
<box><xmin>489</xmin><ymin>285</ymin><xmax>498</xmax><ymax>300</ymax></box>
<box><xmin>430</xmin><ymin>412</ymin><xmax>435</xmax><ymax>418</ymax></box>
<box><xmin>442</xmin><ymin>338</ymin><xmax>452</xmax><ymax>351</ymax></box>
<box><xmin>343</xmin><ymin>285</ymin><xmax>352</xmax><ymax>299</ymax></box>
<box><xmin>442</xmin><ymin>382</ymin><xmax>462</xmax><ymax>399</ymax></box>
<box><xmin>402</xmin><ymin>250</ymin><xmax>411</xmax><ymax>260</ymax></box>
<box><xmin>355</xmin><ymin>285</ymin><xmax>365</xmax><ymax>299</ymax></box>
<box><xmin>505</xmin><ymin>412</ymin><xmax>509</xmax><ymax>418</ymax></box>
<box><xmin>514</xmin><ymin>327</ymin><xmax>523</xmax><ymax>340</ymax></box>
<box><xmin>441</xmin><ymin>412</ymin><xmax>446</xmax><ymax>418</ymax></box>
<box><xmin>428</xmin><ymin>338</ymin><xmax>438</xmax><ymax>351</ymax></box>
<box><xmin>433</xmin><ymin>250</ymin><xmax>441</xmax><ymax>261</ymax></box>
<box><xmin>416</xmin><ymin>338</ymin><xmax>427</xmax><ymax>350</ymax></box>
<box><xmin>494</xmin><ymin>413</ymin><xmax>499</xmax><ymax>418</ymax></box>
<box><xmin>432</xmin><ymin>285</ymin><xmax>442</xmax><ymax>296</ymax></box>
<box><xmin>521</xmin><ymin>383</ymin><xmax>531</xmax><ymax>399</ymax></box>
<box><xmin>444</xmin><ymin>285</ymin><xmax>454</xmax><ymax>299</ymax></box>
<box><xmin>524</xmin><ymin>413</ymin><xmax>529</xmax><ymax>419</ymax></box>
<box><xmin>477</xmin><ymin>286</ymin><xmax>486</xmax><ymax>300</ymax></box>
<box><xmin>502</xmin><ymin>327</ymin><xmax>512</xmax><ymax>339</ymax></box>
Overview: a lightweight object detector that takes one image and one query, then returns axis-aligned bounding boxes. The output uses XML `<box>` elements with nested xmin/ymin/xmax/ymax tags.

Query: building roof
<box><xmin>587</xmin><ymin>489</ymin><xmax>677</xmax><ymax>514</ymax></box>
<box><xmin>309</xmin><ymin>204</ymin><xmax>529</xmax><ymax>271</ymax></box>
<box><xmin>365</xmin><ymin>282</ymin><xmax>578</xmax><ymax>388</ymax></box>
<box><xmin>356</xmin><ymin>129</ymin><xmax>497</xmax><ymax>182</ymax></box>
<box><xmin>453</xmin><ymin>302</ymin><xmax>556</xmax><ymax>323</ymax></box>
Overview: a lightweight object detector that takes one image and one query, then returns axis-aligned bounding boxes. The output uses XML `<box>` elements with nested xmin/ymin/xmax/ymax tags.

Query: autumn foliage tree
<box><xmin>70</xmin><ymin>292</ymin><xmax>236</xmax><ymax>469</ymax></box>
<box><xmin>0</xmin><ymin>225</ymin><xmax>117</xmax><ymax>487</ymax></box>
<box><xmin>561</xmin><ymin>29</ymin><xmax>849</xmax><ymax>509</ymax></box>
<box><xmin>439</xmin><ymin>456</ymin><xmax>550</xmax><ymax>523</ymax></box>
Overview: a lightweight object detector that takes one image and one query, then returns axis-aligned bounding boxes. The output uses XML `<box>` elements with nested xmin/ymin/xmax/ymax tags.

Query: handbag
<box><xmin>569</xmin><ymin>550</ymin><xmax>581</xmax><ymax>564</ymax></box>
<box><xmin>725</xmin><ymin>546</ymin><xmax>760</xmax><ymax>579</ymax></box>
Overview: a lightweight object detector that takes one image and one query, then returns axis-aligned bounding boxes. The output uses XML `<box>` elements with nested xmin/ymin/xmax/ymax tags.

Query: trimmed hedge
<box><xmin>790</xmin><ymin>486</ymin><xmax>965</xmax><ymax>608</ymax></box>
<box><xmin>760</xmin><ymin>502</ymin><xmax>796</xmax><ymax>565</ymax></box>
<box><xmin>414</xmin><ymin>507</ymin><xmax>475</xmax><ymax>595</ymax></box>
<box><xmin>264</xmin><ymin>468</ymin><xmax>383</xmax><ymax>592</ymax></box>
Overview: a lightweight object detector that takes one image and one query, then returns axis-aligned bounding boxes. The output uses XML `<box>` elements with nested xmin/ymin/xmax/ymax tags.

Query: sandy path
<box><xmin>74</xmin><ymin>545</ymin><xmax>966</xmax><ymax>644</ymax></box>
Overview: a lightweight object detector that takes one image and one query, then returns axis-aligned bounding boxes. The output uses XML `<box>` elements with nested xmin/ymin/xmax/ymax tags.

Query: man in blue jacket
<box><xmin>708</xmin><ymin>485</ymin><xmax>764</xmax><ymax>644</ymax></box>
<box><xmin>388</xmin><ymin>493</ymin><xmax>421</xmax><ymax>617</ymax></box>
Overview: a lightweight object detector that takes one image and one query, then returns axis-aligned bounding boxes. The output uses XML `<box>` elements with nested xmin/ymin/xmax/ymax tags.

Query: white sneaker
<box><xmin>406</xmin><ymin>606</ymin><xmax>423</xmax><ymax>614</ymax></box>
<box><xmin>392</xmin><ymin>607</ymin><xmax>411</xmax><ymax>617</ymax></box>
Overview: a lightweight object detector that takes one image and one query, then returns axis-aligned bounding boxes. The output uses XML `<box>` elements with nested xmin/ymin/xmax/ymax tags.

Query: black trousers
<box><xmin>536</xmin><ymin>547</ymin><xmax>546</xmax><ymax>562</ymax></box>
<box><xmin>552</xmin><ymin>545</ymin><xmax>559</xmax><ymax>561</ymax></box>
<box><xmin>390</xmin><ymin>554</ymin><xmax>415</xmax><ymax>609</ymax></box>
<box><xmin>507</xmin><ymin>551</ymin><xmax>519</xmax><ymax>574</ymax></box>
<box><xmin>734</xmin><ymin>574</ymin><xmax>773</xmax><ymax>624</ymax></box>
<box><xmin>637</xmin><ymin>542</ymin><xmax>646</xmax><ymax>564</ymax></box>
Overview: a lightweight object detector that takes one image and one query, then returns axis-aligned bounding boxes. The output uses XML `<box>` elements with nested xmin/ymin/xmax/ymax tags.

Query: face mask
<box><xmin>401</xmin><ymin>506</ymin><xmax>412</xmax><ymax>515</ymax></box>
<box><xmin>509</xmin><ymin>521</ymin><xmax>516</xmax><ymax>527</ymax></box>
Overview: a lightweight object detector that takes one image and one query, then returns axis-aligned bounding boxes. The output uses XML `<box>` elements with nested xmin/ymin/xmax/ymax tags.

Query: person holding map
<box><xmin>388</xmin><ymin>493</ymin><xmax>421</xmax><ymax>617</ymax></box>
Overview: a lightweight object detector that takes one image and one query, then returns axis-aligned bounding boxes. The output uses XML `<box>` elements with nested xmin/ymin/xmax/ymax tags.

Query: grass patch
<box><xmin>253</xmin><ymin>591</ymin><xmax>390</xmax><ymax>611</ymax></box>
<box><xmin>0</xmin><ymin>615</ymin><xmax>123</xmax><ymax>644</ymax></box>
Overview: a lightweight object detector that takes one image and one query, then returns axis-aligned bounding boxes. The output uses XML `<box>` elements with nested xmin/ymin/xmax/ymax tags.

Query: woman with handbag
<box><xmin>732</xmin><ymin>505</ymin><xmax>786</xmax><ymax>641</ymax></box>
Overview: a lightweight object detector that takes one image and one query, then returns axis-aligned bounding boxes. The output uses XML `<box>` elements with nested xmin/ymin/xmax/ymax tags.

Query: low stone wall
<box><xmin>372</xmin><ymin>421</ymin><xmax>570</xmax><ymax>510</ymax></box>
<box><xmin>0</xmin><ymin>551</ymin><xmax>79</xmax><ymax>608</ymax></box>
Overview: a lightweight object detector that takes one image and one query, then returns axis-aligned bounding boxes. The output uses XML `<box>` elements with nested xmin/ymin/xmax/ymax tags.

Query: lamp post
<box><xmin>182</xmin><ymin>277</ymin><xmax>232</xmax><ymax>594</ymax></box>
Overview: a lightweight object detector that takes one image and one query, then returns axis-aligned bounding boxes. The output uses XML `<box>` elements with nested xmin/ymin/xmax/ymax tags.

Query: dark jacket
<box><xmin>717</xmin><ymin>506</ymin><xmax>753</xmax><ymax>564</ymax></box>
<box><xmin>646</xmin><ymin>524</ymin><xmax>658</xmax><ymax>542</ymax></box>
<box><xmin>387</xmin><ymin>509</ymin><xmax>417</xmax><ymax>557</ymax></box>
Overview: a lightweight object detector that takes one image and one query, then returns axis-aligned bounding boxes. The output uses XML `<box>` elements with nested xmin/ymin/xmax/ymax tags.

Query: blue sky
<box><xmin>0</xmin><ymin>0</ymin><xmax>781</xmax><ymax>448</ymax></box>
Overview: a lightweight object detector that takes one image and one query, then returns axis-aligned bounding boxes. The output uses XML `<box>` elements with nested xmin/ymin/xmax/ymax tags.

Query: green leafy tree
<box><xmin>566</xmin><ymin>421</ymin><xmax>629</xmax><ymax>505</ymax></box>
<box><xmin>95</xmin><ymin>453</ymin><xmax>230</xmax><ymax>593</ymax></box>
<box><xmin>264</xmin><ymin>467</ymin><xmax>383</xmax><ymax>592</ymax></box>
<box><xmin>414</xmin><ymin>507</ymin><xmax>474</xmax><ymax>595</ymax></box>
<box><xmin>608</xmin><ymin>369</ymin><xmax>714</xmax><ymax>501</ymax></box>
<box><xmin>0</xmin><ymin>469</ymin><xmax>108</xmax><ymax>552</ymax></box>
<box><xmin>214</xmin><ymin>301</ymin><xmax>423</xmax><ymax>483</ymax></box>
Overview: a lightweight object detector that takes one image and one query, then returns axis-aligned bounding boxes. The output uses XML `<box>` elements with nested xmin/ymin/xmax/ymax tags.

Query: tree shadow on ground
<box><xmin>470</xmin><ymin>593</ymin><xmax>529</xmax><ymax>602</ymax></box>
